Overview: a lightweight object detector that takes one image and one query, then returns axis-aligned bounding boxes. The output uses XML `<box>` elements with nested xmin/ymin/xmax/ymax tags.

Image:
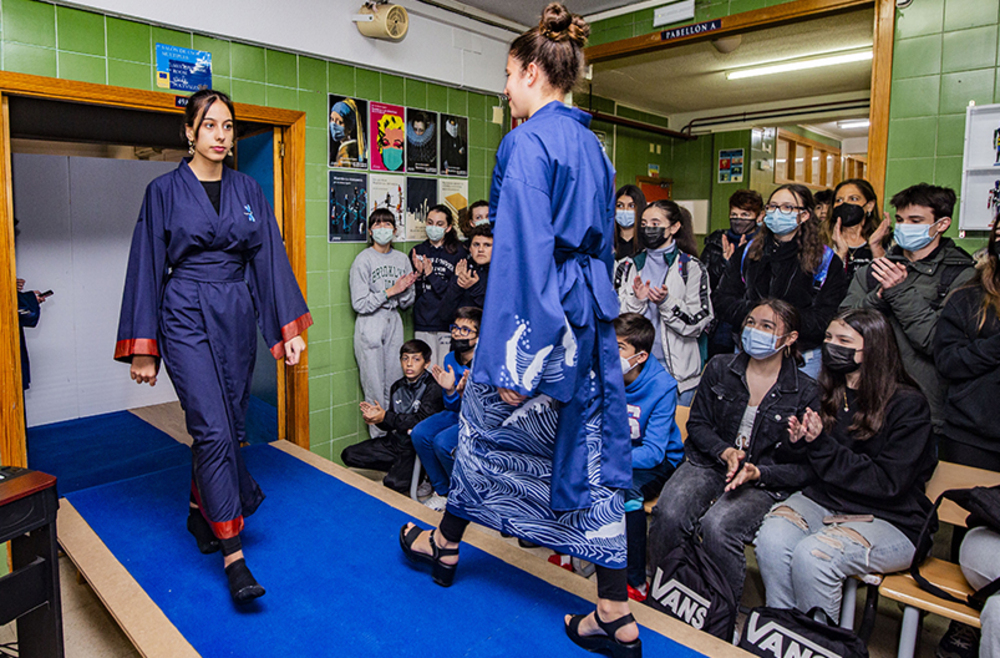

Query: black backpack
<box><xmin>739</xmin><ymin>607</ymin><xmax>869</xmax><ymax>658</ymax></box>
<box><xmin>644</xmin><ymin>539</ymin><xmax>737</xmax><ymax>640</ymax></box>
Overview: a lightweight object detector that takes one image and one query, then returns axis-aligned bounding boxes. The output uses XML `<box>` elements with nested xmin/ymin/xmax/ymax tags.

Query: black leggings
<box><xmin>438</xmin><ymin>510</ymin><xmax>628</xmax><ymax>602</ymax></box>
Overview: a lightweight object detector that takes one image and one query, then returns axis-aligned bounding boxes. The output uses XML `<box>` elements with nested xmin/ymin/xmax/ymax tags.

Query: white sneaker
<box><xmin>423</xmin><ymin>493</ymin><xmax>448</xmax><ymax>512</ymax></box>
<box><xmin>416</xmin><ymin>480</ymin><xmax>433</xmax><ymax>498</ymax></box>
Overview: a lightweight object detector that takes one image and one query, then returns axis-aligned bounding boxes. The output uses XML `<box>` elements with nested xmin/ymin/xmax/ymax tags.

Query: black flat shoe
<box><xmin>187</xmin><ymin>511</ymin><xmax>220</xmax><ymax>554</ymax></box>
<box><xmin>565</xmin><ymin>611</ymin><xmax>642</xmax><ymax>658</ymax></box>
<box><xmin>225</xmin><ymin>558</ymin><xmax>265</xmax><ymax>604</ymax></box>
<box><xmin>399</xmin><ymin>524</ymin><xmax>459</xmax><ymax>587</ymax></box>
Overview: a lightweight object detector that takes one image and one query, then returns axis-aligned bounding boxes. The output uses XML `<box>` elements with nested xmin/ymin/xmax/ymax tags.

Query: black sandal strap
<box><xmin>402</xmin><ymin>524</ymin><xmax>424</xmax><ymax>548</ymax></box>
<box><xmin>595</xmin><ymin>612</ymin><xmax>635</xmax><ymax>639</ymax></box>
<box><xmin>429</xmin><ymin>529</ymin><xmax>460</xmax><ymax>558</ymax></box>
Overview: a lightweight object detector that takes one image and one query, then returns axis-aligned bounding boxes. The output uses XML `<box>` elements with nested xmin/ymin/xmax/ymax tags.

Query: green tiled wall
<box><xmin>0</xmin><ymin>0</ymin><xmax>503</xmax><ymax>461</ymax></box>
<box><xmin>885</xmin><ymin>0</ymin><xmax>997</xmax><ymax>252</ymax></box>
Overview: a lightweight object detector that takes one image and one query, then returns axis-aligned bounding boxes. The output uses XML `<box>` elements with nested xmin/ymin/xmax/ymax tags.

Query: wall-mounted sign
<box><xmin>155</xmin><ymin>44</ymin><xmax>212</xmax><ymax>92</ymax></box>
<box><xmin>660</xmin><ymin>19</ymin><xmax>722</xmax><ymax>42</ymax></box>
<box><xmin>718</xmin><ymin>148</ymin><xmax>744</xmax><ymax>184</ymax></box>
<box><xmin>653</xmin><ymin>0</ymin><xmax>695</xmax><ymax>28</ymax></box>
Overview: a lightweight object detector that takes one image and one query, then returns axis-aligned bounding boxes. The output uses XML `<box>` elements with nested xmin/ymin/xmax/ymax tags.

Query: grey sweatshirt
<box><xmin>349</xmin><ymin>246</ymin><xmax>415</xmax><ymax>316</ymax></box>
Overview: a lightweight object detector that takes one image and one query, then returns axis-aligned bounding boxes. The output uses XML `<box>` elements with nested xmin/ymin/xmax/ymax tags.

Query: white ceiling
<box><xmin>589</xmin><ymin>8</ymin><xmax>874</xmax><ymax>118</ymax></box>
<box><xmin>454</xmin><ymin>0</ymin><xmax>640</xmax><ymax>26</ymax></box>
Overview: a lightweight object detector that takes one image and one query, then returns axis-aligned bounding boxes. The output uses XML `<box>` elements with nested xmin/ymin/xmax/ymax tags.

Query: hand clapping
<box><xmin>788</xmin><ymin>408</ymin><xmax>822</xmax><ymax>443</ymax></box>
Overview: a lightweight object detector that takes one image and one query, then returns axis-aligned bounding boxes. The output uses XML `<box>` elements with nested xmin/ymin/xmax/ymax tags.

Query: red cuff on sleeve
<box><xmin>270</xmin><ymin>313</ymin><xmax>314</xmax><ymax>359</ymax></box>
<box><xmin>114</xmin><ymin>338</ymin><xmax>160</xmax><ymax>361</ymax></box>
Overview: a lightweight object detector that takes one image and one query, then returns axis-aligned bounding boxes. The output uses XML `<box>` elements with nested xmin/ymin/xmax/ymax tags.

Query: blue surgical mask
<box><xmin>764</xmin><ymin>208</ymin><xmax>800</xmax><ymax>235</ymax></box>
<box><xmin>426</xmin><ymin>225</ymin><xmax>446</xmax><ymax>242</ymax></box>
<box><xmin>616</xmin><ymin>209</ymin><xmax>635</xmax><ymax>228</ymax></box>
<box><xmin>329</xmin><ymin>121</ymin><xmax>345</xmax><ymax>142</ymax></box>
<box><xmin>372</xmin><ymin>227</ymin><xmax>394</xmax><ymax>245</ymax></box>
<box><xmin>741</xmin><ymin>327</ymin><xmax>783</xmax><ymax>360</ymax></box>
<box><xmin>894</xmin><ymin>220</ymin><xmax>940</xmax><ymax>252</ymax></box>
<box><xmin>382</xmin><ymin>147</ymin><xmax>403</xmax><ymax>171</ymax></box>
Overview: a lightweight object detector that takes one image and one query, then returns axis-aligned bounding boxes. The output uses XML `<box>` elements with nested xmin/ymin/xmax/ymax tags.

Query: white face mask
<box><xmin>620</xmin><ymin>352</ymin><xmax>645</xmax><ymax>376</ymax></box>
<box><xmin>372</xmin><ymin>227</ymin><xmax>394</xmax><ymax>245</ymax></box>
<box><xmin>446</xmin><ymin>121</ymin><xmax>459</xmax><ymax>138</ymax></box>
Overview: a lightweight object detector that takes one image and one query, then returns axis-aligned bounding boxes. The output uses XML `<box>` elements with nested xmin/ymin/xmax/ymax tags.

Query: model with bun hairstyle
<box><xmin>116</xmin><ymin>88</ymin><xmax>312</xmax><ymax>604</ymax></box>
<box><xmin>397</xmin><ymin>4</ymin><xmax>642</xmax><ymax>655</ymax></box>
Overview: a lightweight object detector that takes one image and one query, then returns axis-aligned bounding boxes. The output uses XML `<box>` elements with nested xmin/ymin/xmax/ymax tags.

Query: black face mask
<box><xmin>451</xmin><ymin>337</ymin><xmax>474</xmax><ymax>353</ymax></box>
<box><xmin>991</xmin><ymin>239</ymin><xmax>1000</xmax><ymax>257</ymax></box>
<box><xmin>822</xmin><ymin>342</ymin><xmax>861</xmax><ymax>374</ymax></box>
<box><xmin>831</xmin><ymin>203</ymin><xmax>866</xmax><ymax>228</ymax></box>
<box><xmin>729</xmin><ymin>216</ymin><xmax>757</xmax><ymax>236</ymax></box>
<box><xmin>640</xmin><ymin>226</ymin><xmax>668</xmax><ymax>249</ymax></box>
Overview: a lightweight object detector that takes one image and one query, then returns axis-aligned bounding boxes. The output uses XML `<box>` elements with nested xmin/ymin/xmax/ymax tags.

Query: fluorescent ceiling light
<box><xmin>727</xmin><ymin>50</ymin><xmax>873</xmax><ymax>80</ymax></box>
<box><xmin>837</xmin><ymin>119</ymin><xmax>870</xmax><ymax>129</ymax></box>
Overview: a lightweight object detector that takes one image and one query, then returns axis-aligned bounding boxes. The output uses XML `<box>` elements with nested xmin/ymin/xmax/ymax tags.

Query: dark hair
<box><xmin>818</xmin><ymin>309</ymin><xmax>914</xmax><ymax>440</ymax></box>
<box><xmin>469</xmin><ymin>200</ymin><xmax>490</xmax><ymax>214</ymax></box>
<box><xmin>454</xmin><ymin>305</ymin><xmax>483</xmax><ymax>328</ymax></box>
<box><xmin>613</xmin><ymin>312</ymin><xmax>655</xmax><ymax>355</ymax></box>
<box><xmin>615</xmin><ymin>184</ymin><xmax>646</xmax><ymax>258</ymax></box>
<box><xmin>466</xmin><ymin>224</ymin><xmax>493</xmax><ymax>241</ymax></box>
<box><xmin>184</xmin><ymin>89</ymin><xmax>236</xmax><ymax>141</ymax></box>
<box><xmin>748</xmin><ymin>183</ymin><xmax>825</xmax><ymax>274</ymax></box>
<box><xmin>458</xmin><ymin>200</ymin><xmax>489</xmax><ymax>236</ymax></box>
<box><xmin>401</xmin><ymin>339</ymin><xmax>432</xmax><ymax>362</ymax></box>
<box><xmin>743</xmin><ymin>298</ymin><xmax>802</xmax><ymax>364</ymax></box>
<box><xmin>427</xmin><ymin>204</ymin><xmax>461</xmax><ymax>254</ymax></box>
<box><xmin>728</xmin><ymin>189</ymin><xmax>763</xmax><ymax>215</ymax></box>
<box><xmin>890</xmin><ymin>183</ymin><xmax>957</xmax><ymax>220</ymax></box>
<box><xmin>814</xmin><ymin>189</ymin><xmax>834</xmax><ymax>206</ymax></box>
<box><xmin>369</xmin><ymin>207</ymin><xmax>396</xmax><ymax>229</ymax></box>
<box><xmin>509</xmin><ymin>3</ymin><xmax>589</xmax><ymax>94</ymax></box>
<box><xmin>643</xmin><ymin>200</ymin><xmax>699</xmax><ymax>257</ymax></box>
<box><xmin>958</xmin><ymin>216</ymin><xmax>1000</xmax><ymax>332</ymax></box>
<box><xmin>831</xmin><ymin>178</ymin><xmax>881</xmax><ymax>240</ymax></box>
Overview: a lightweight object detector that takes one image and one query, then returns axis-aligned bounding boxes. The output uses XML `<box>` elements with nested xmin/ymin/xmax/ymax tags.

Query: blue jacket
<box><xmin>625</xmin><ymin>357</ymin><xmax>683</xmax><ymax>471</ymax></box>
<box><xmin>442</xmin><ymin>350</ymin><xmax>472</xmax><ymax>411</ymax></box>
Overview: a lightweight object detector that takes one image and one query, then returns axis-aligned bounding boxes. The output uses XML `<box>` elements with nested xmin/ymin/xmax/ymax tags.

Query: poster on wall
<box><xmin>718</xmin><ymin>148</ymin><xmax>744</xmax><ymax>183</ymax></box>
<box><xmin>329</xmin><ymin>171</ymin><xmax>368</xmax><ymax>243</ymax></box>
<box><xmin>406</xmin><ymin>177</ymin><xmax>438</xmax><ymax>242</ymax></box>
<box><xmin>440</xmin><ymin>114</ymin><xmax>468</xmax><ymax>177</ymax></box>
<box><xmin>370</xmin><ymin>102</ymin><xmax>406</xmax><ymax>173</ymax></box>
<box><xmin>406</xmin><ymin>109</ymin><xmax>438</xmax><ymax>174</ymax></box>
<box><xmin>370</xmin><ymin>174</ymin><xmax>406</xmax><ymax>242</ymax></box>
<box><xmin>439</xmin><ymin>178</ymin><xmax>469</xmax><ymax>239</ymax></box>
<box><xmin>155</xmin><ymin>44</ymin><xmax>212</xmax><ymax>92</ymax></box>
<box><xmin>329</xmin><ymin>95</ymin><xmax>369</xmax><ymax>169</ymax></box>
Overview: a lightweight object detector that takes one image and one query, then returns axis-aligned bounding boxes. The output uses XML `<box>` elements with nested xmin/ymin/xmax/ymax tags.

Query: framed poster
<box><xmin>155</xmin><ymin>44</ymin><xmax>211</xmax><ymax>92</ymax></box>
<box><xmin>406</xmin><ymin>109</ymin><xmax>438</xmax><ymax>174</ymax></box>
<box><xmin>718</xmin><ymin>148</ymin><xmax>744</xmax><ymax>183</ymax></box>
<box><xmin>406</xmin><ymin>177</ymin><xmax>438</xmax><ymax>242</ymax></box>
<box><xmin>329</xmin><ymin>95</ymin><xmax>368</xmax><ymax>169</ymax></box>
<box><xmin>440</xmin><ymin>114</ymin><xmax>468</xmax><ymax>177</ymax></box>
<box><xmin>370</xmin><ymin>102</ymin><xmax>406</xmax><ymax>173</ymax></box>
<box><xmin>439</xmin><ymin>178</ymin><xmax>469</xmax><ymax>240</ymax></box>
<box><xmin>329</xmin><ymin>171</ymin><xmax>368</xmax><ymax>242</ymax></box>
<box><xmin>370</xmin><ymin>174</ymin><xmax>406</xmax><ymax>242</ymax></box>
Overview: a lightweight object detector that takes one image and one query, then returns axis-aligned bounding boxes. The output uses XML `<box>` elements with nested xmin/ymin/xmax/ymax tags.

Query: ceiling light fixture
<box><xmin>837</xmin><ymin>119</ymin><xmax>870</xmax><ymax>130</ymax></box>
<box><xmin>726</xmin><ymin>50</ymin><xmax>872</xmax><ymax>80</ymax></box>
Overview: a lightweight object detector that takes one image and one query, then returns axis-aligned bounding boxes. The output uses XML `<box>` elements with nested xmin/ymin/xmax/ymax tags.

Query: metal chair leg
<box><xmin>897</xmin><ymin>605</ymin><xmax>920</xmax><ymax>658</ymax></box>
<box><xmin>409</xmin><ymin>455</ymin><xmax>422</xmax><ymax>501</ymax></box>
<box><xmin>841</xmin><ymin>578</ymin><xmax>858</xmax><ymax>629</ymax></box>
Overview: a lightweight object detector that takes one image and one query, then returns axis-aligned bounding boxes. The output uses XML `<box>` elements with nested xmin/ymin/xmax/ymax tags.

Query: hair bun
<box><xmin>539</xmin><ymin>3</ymin><xmax>589</xmax><ymax>46</ymax></box>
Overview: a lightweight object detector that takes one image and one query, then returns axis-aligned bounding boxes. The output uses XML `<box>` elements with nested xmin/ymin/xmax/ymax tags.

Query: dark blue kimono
<box><xmin>447</xmin><ymin>102</ymin><xmax>630</xmax><ymax>567</ymax></box>
<box><xmin>115</xmin><ymin>160</ymin><xmax>311</xmax><ymax>539</ymax></box>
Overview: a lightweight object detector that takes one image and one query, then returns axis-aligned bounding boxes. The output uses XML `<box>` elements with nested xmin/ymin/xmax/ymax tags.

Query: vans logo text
<box><xmin>649</xmin><ymin>570</ymin><xmax>709</xmax><ymax>630</ymax></box>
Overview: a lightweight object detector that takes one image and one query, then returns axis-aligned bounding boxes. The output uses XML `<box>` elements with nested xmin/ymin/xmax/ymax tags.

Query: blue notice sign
<box><xmin>155</xmin><ymin>44</ymin><xmax>212</xmax><ymax>92</ymax></box>
<box><xmin>660</xmin><ymin>19</ymin><xmax>722</xmax><ymax>42</ymax></box>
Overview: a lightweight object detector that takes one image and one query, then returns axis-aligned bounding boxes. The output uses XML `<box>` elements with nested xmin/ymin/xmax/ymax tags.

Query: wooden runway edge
<box><xmin>57</xmin><ymin>499</ymin><xmax>201</xmax><ymax>658</ymax></box>
<box><xmin>271</xmin><ymin>440</ymin><xmax>751</xmax><ymax>658</ymax></box>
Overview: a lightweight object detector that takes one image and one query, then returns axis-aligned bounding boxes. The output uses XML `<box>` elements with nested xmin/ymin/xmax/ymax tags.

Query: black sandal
<box><xmin>565</xmin><ymin>611</ymin><xmax>642</xmax><ymax>658</ymax></box>
<box><xmin>399</xmin><ymin>524</ymin><xmax>459</xmax><ymax>587</ymax></box>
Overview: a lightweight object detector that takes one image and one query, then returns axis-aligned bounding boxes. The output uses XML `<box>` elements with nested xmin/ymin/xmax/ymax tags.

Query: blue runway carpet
<box><xmin>66</xmin><ymin>445</ymin><xmax>704</xmax><ymax>658</ymax></box>
<box><xmin>27</xmin><ymin>411</ymin><xmax>191</xmax><ymax>495</ymax></box>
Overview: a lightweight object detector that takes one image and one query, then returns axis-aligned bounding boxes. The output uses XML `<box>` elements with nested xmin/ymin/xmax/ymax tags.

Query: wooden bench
<box><xmin>877</xmin><ymin>461</ymin><xmax>1000</xmax><ymax>658</ymax></box>
<box><xmin>643</xmin><ymin>405</ymin><xmax>689</xmax><ymax>514</ymax></box>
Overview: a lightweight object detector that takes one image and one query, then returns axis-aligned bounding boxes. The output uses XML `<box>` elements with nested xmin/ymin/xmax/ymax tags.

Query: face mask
<box><xmin>330</xmin><ymin>121</ymin><xmax>345</xmax><ymax>142</ymax></box>
<box><xmin>451</xmin><ymin>337</ymin><xmax>474</xmax><ymax>353</ymax></box>
<box><xmin>372</xmin><ymin>227</ymin><xmax>394</xmax><ymax>245</ymax></box>
<box><xmin>741</xmin><ymin>327</ymin><xmax>783</xmax><ymax>360</ymax></box>
<box><xmin>894</xmin><ymin>221</ymin><xmax>940</xmax><ymax>252</ymax></box>
<box><xmin>426</xmin><ymin>225</ymin><xmax>446</xmax><ymax>242</ymax></box>
<box><xmin>991</xmin><ymin>239</ymin><xmax>1000</xmax><ymax>258</ymax></box>
<box><xmin>822</xmin><ymin>342</ymin><xmax>861</xmax><ymax>374</ymax></box>
<box><xmin>620</xmin><ymin>352</ymin><xmax>645</xmax><ymax>377</ymax></box>
<box><xmin>382</xmin><ymin>147</ymin><xmax>403</xmax><ymax>171</ymax></box>
<box><xmin>640</xmin><ymin>226</ymin><xmax>668</xmax><ymax>250</ymax></box>
<box><xmin>832</xmin><ymin>203</ymin><xmax>866</xmax><ymax>228</ymax></box>
<box><xmin>446</xmin><ymin>120</ymin><xmax>459</xmax><ymax>138</ymax></box>
<box><xmin>473</xmin><ymin>218</ymin><xmax>490</xmax><ymax>227</ymax></box>
<box><xmin>616</xmin><ymin>209</ymin><xmax>635</xmax><ymax>228</ymax></box>
<box><xmin>764</xmin><ymin>208</ymin><xmax>800</xmax><ymax>235</ymax></box>
<box><xmin>729</xmin><ymin>216</ymin><xmax>757</xmax><ymax>235</ymax></box>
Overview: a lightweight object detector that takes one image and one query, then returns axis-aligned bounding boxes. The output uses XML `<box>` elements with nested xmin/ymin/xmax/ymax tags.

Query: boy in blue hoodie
<box><xmin>616</xmin><ymin>312</ymin><xmax>684</xmax><ymax>601</ymax></box>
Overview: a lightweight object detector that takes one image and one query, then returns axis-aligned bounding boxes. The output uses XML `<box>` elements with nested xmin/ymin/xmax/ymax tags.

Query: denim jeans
<box><xmin>798</xmin><ymin>347</ymin><xmax>822</xmax><ymax>380</ymax></box>
<box><xmin>411</xmin><ymin>410</ymin><xmax>459</xmax><ymax>495</ymax></box>
<box><xmin>647</xmin><ymin>459</ymin><xmax>785</xmax><ymax>602</ymax></box>
<box><xmin>960</xmin><ymin>526</ymin><xmax>1000</xmax><ymax>658</ymax></box>
<box><xmin>677</xmin><ymin>387</ymin><xmax>696</xmax><ymax>407</ymax></box>
<box><xmin>754</xmin><ymin>492</ymin><xmax>915</xmax><ymax>624</ymax></box>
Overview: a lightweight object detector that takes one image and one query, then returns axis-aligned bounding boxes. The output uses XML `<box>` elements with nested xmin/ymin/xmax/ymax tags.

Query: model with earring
<box><xmin>116</xmin><ymin>89</ymin><xmax>311</xmax><ymax>604</ymax></box>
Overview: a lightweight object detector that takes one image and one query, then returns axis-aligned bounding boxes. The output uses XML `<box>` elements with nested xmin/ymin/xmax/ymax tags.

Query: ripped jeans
<box><xmin>754</xmin><ymin>492</ymin><xmax>915</xmax><ymax>624</ymax></box>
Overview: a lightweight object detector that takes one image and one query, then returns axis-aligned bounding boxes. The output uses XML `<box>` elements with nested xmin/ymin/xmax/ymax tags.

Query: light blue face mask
<box><xmin>382</xmin><ymin>147</ymin><xmax>403</xmax><ymax>171</ymax></box>
<box><xmin>426</xmin><ymin>225</ymin><xmax>446</xmax><ymax>242</ymax></box>
<box><xmin>764</xmin><ymin>208</ymin><xmax>800</xmax><ymax>235</ymax></box>
<box><xmin>330</xmin><ymin>121</ymin><xmax>346</xmax><ymax>142</ymax></box>
<box><xmin>894</xmin><ymin>220</ymin><xmax>941</xmax><ymax>252</ymax></box>
<box><xmin>372</xmin><ymin>227</ymin><xmax>394</xmax><ymax>245</ymax></box>
<box><xmin>615</xmin><ymin>209</ymin><xmax>635</xmax><ymax>228</ymax></box>
<box><xmin>741</xmin><ymin>327</ymin><xmax>784</xmax><ymax>360</ymax></box>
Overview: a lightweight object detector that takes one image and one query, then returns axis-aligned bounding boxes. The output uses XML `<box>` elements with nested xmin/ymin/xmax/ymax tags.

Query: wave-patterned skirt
<box><xmin>447</xmin><ymin>380</ymin><xmax>626</xmax><ymax>568</ymax></box>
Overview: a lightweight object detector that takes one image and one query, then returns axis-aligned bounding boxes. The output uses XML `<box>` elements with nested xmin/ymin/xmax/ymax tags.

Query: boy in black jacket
<box><xmin>341</xmin><ymin>339</ymin><xmax>444</xmax><ymax>492</ymax></box>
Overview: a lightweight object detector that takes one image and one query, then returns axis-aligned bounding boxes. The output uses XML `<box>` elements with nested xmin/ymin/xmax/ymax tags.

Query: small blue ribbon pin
<box><xmin>244</xmin><ymin>204</ymin><xmax>256</xmax><ymax>222</ymax></box>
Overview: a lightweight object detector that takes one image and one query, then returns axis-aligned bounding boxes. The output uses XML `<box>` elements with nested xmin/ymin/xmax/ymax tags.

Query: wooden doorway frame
<box><xmin>0</xmin><ymin>71</ymin><xmax>310</xmax><ymax>469</ymax></box>
<box><xmin>585</xmin><ymin>0</ymin><xmax>895</xmax><ymax>197</ymax></box>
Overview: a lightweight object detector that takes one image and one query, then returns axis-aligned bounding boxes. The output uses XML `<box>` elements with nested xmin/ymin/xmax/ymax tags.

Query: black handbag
<box><xmin>645</xmin><ymin>539</ymin><xmax>737</xmax><ymax>640</ymax></box>
<box><xmin>909</xmin><ymin>485</ymin><xmax>1000</xmax><ymax>610</ymax></box>
<box><xmin>739</xmin><ymin>607</ymin><xmax>869</xmax><ymax>658</ymax></box>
